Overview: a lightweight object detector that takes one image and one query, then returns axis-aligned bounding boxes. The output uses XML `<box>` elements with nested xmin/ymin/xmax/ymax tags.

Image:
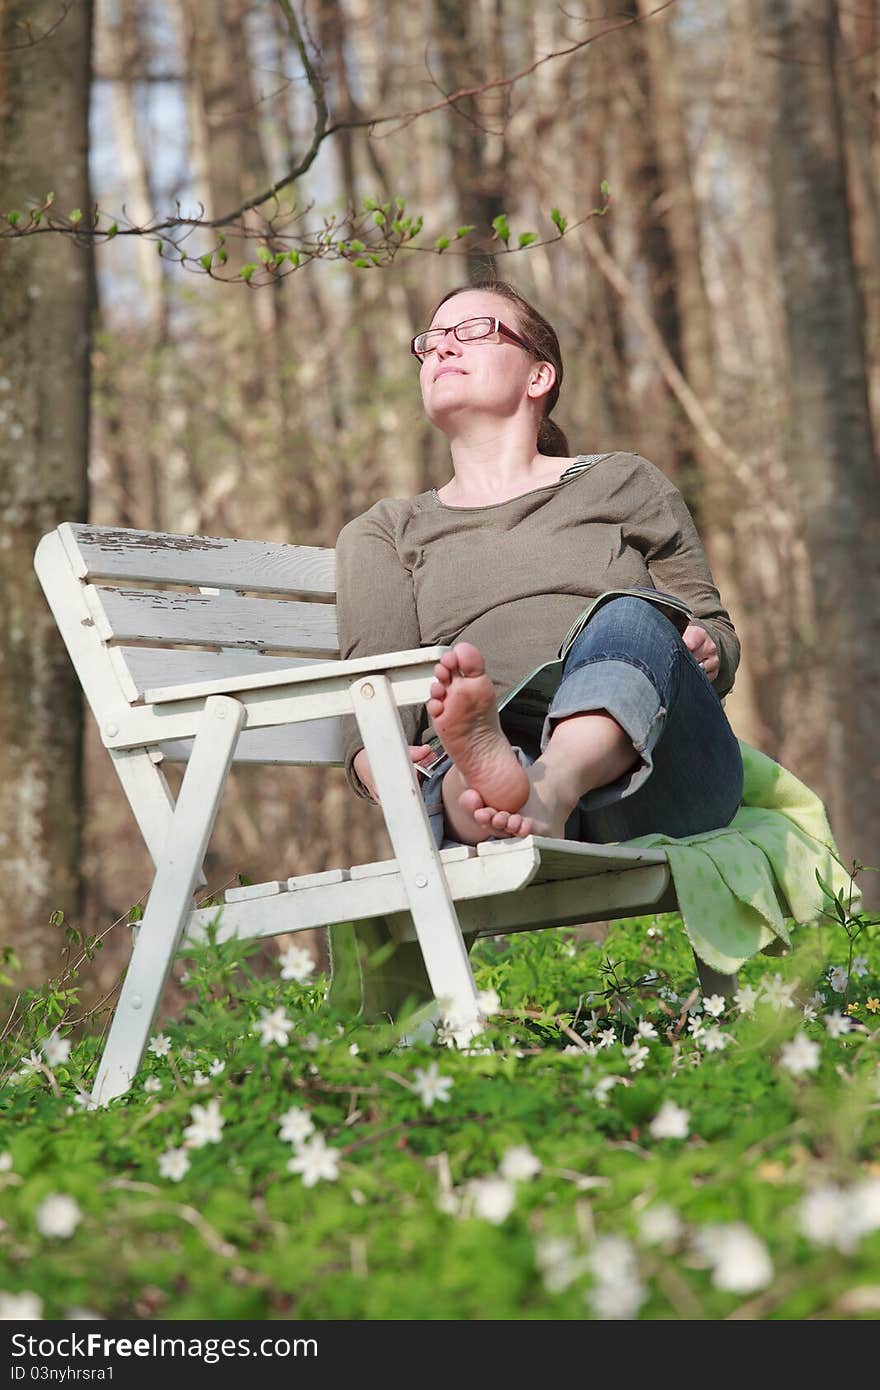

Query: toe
<box><xmin>490</xmin><ymin>810</ymin><xmax>510</xmax><ymax>831</ymax></box>
<box><xmin>459</xmin><ymin>787</ymin><xmax>485</xmax><ymax>813</ymax></box>
<box><xmin>452</xmin><ymin>641</ymin><xmax>486</xmax><ymax>678</ymax></box>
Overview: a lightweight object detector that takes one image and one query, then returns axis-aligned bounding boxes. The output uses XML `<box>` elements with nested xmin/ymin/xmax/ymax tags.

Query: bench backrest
<box><xmin>35</xmin><ymin>522</ymin><xmax>347</xmax><ymax>768</ymax></box>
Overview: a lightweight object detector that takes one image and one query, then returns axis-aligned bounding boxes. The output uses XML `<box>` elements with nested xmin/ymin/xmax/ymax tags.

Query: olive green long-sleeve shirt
<box><xmin>336</xmin><ymin>452</ymin><xmax>740</xmax><ymax>798</ymax></box>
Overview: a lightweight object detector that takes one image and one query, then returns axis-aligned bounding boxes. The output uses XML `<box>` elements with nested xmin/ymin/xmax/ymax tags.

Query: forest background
<box><xmin>1</xmin><ymin>0</ymin><xmax>879</xmax><ymax>1012</ymax></box>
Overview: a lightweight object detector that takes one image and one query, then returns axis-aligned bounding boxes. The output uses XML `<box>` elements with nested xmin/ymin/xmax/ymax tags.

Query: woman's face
<box><xmin>418</xmin><ymin>290</ymin><xmax>547</xmax><ymax>431</ymax></box>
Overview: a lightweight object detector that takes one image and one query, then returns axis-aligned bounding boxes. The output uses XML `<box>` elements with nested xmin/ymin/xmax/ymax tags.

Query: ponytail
<box><xmin>537</xmin><ymin>416</ymin><xmax>570</xmax><ymax>458</ymax></box>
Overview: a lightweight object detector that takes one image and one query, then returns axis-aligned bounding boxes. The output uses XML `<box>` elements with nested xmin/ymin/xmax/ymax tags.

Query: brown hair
<box><xmin>431</xmin><ymin>280</ymin><xmax>570</xmax><ymax>457</ymax></box>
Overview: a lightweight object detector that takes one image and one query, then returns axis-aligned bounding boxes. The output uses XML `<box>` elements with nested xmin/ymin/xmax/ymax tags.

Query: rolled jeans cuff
<box><xmin>542</xmin><ymin>658</ymin><xmax>667</xmax><ymax>811</ymax></box>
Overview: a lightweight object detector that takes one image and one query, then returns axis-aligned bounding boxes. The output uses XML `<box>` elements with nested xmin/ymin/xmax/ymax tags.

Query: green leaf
<box><xmin>288</xmin><ymin>250</ymin><xmax>300</xmax><ymax>267</ymax></box>
<box><xmin>600</xmin><ymin>179</ymin><xmax>611</xmax><ymax>199</ymax></box>
<box><xmin>491</xmin><ymin>213</ymin><xmax>510</xmax><ymax>245</ymax></box>
<box><xmin>257</xmin><ymin>246</ymin><xmax>271</xmax><ymax>264</ymax></box>
<box><xmin>106</xmin><ymin>223</ymin><xmax>118</xmax><ymax>239</ymax></box>
<box><xmin>455</xmin><ymin>225</ymin><xmax>476</xmax><ymax>239</ymax></box>
<box><xmin>45</xmin><ymin>191</ymin><xmax>55</xmax><ymax>206</ymax></box>
<box><xmin>199</xmin><ymin>253</ymin><xmax>213</xmax><ymax>271</ymax></box>
<box><xmin>373</xmin><ymin>209</ymin><xmax>386</xmax><ymax>226</ymax></box>
<box><xmin>353</xmin><ymin>257</ymin><xmax>371</xmax><ymax>268</ymax></box>
<box><xmin>517</xmin><ymin>231</ymin><xmax>538</xmax><ymax>248</ymax></box>
<box><xmin>69</xmin><ymin>209</ymin><xmax>83</xmax><ymax>226</ymax></box>
<box><xmin>363</xmin><ymin>196</ymin><xmax>378</xmax><ymax>212</ymax></box>
<box><xmin>395</xmin><ymin>195</ymin><xmax>405</xmax><ymax>212</ymax></box>
<box><xmin>239</xmin><ymin>263</ymin><xmax>257</xmax><ymax>282</ymax></box>
<box><xmin>435</xmin><ymin>235</ymin><xmax>450</xmax><ymax>252</ymax></box>
<box><xmin>550</xmin><ymin>208</ymin><xmax>567</xmax><ymax>234</ymax></box>
<box><xmin>347</xmin><ymin>239</ymin><xmax>365</xmax><ymax>253</ymax></box>
<box><xmin>6</xmin><ymin>211</ymin><xmax>20</xmax><ymax>226</ymax></box>
<box><xmin>218</xmin><ymin>247</ymin><xmax>228</xmax><ymax>264</ymax></box>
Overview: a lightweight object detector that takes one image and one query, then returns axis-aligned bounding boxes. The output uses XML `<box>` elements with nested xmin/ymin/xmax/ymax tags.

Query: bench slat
<box><xmin>158</xmin><ymin>720</ymin><xmax>345</xmax><ymax>764</ymax></box>
<box><xmin>61</xmin><ymin>523</ymin><xmax>336</xmax><ymax>597</ymax></box>
<box><xmin>89</xmin><ymin>585</ymin><xmax>339</xmax><ymax>656</ymax></box>
<box><xmin>120</xmin><ymin>647</ymin><xmax>323</xmax><ymax>702</ymax></box>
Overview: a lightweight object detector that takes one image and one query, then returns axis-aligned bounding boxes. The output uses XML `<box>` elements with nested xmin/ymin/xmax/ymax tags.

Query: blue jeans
<box><xmin>423</xmin><ymin>594</ymin><xmax>743</xmax><ymax>847</ymax></box>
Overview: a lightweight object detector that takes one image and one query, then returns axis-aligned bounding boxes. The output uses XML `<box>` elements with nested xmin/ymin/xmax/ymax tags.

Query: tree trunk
<box><xmin>0</xmin><ymin>0</ymin><xmax>95</xmax><ymax>981</ymax></box>
<box><xmin>754</xmin><ymin>0</ymin><xmax>880</xmax><ymax>905</ymax></box>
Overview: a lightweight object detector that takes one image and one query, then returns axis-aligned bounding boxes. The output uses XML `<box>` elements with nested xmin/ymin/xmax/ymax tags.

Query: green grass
<box><xmin>1</xmin><ymin>896</ymin><xmax>879</xmax><ymax>1321</ymax></box>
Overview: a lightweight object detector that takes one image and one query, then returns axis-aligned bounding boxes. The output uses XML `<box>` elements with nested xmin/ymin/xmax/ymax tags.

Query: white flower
<box><xmin>158</xmin><ymin>1148</ymin><xmax>190</xmax><ymax>1182</ymax></box>
<box><xmin>798</xmin><ymin>1179</ymin><xmax>880</xmax><ymax>1254</ymax></box>
<box><xmin>808</xmin><ymin>991</ymin><xmax>825</xmax><ymax>1009</ymax></box>
<box><xmin>597</xmin><ymin>1028</ymin><xmax>617</xmax><ymax>1049</ymax></box>
<box><xmin>71</xmin><ymin>1090</ymin><xmax>97</xmax><ymax>1111</ymax></box>
<box><xmin>694</xmin><ymin>1223</ymin><xmax>773</xmax><ymax>1294</ymax></box>
<box><xmin>469</xmin><ymin>1176</ymin><xmax>515</xmax><ymax>1225</ymax></box>
<box><xmin>824</xmin><ymin>1011</ymin><xmax>852</xmax><ymax>1039</ymax></box>
<box><xmin>0</xmin><ymin>1153</ymin><xmax>12</xmax><ymax>1173</ymax></box>
<box><xmin>208</xmin><ymin>1059</ymin><xmax>225</xmax><ymax>1077</ymax></box>
<box><xmin>438</xmin><ymin>1003</ymin><xmax>484</xmax><ymax>1050</ymax></box>
<box><xmin>779</xmin><ymin>1033</ymin><xmax>820</xmax><ymax>1076</ymax></box>
<box><xmin>636</xmin><ymin>1018</ymin><xmax>658</xmax><ymax>1040</ymax></box>
<box><xmin>852</xmin><ymin>955</ymin><xmax>869</xmax><ymax>979</ymax></box>
<box><xmin>147</xmin><ymin>1034</ymin><xmax>171</xmax><ymax>1058</ymax></box>
<box><xmin>733</xmin><ymin>984</ymin><xmax>760</xmax><ymax>1015</ymax></box>
<box><xmin>534</xmin><ymin>1235</ymin><xmax>586</xmax><ymax>1292</ymax></box>
<box><xmin>279</xmin><ymin>1106</ymin><xmax>315</xmax><ymax>1145</ymax></box>
<box><xmin>798</xmin><ymin>1184</ymin><xmax>849</xmax><ymax>1249</ymax></box>
<box><xmin>637</xmin><ymin>1204</ymin><xmax>683</xmax><ymax>1246</ymax></box>
<box><xmin>802</xmin><ymin>1004</ymin><xmax>818</xmax><ymax>1022</ymax></box>
<box><xmin>255</xmin><ymin>1007</ymin><xmax>292</xmax><ymax>1047</ymax></box>
<box><xmin>18</xmin><ymin>1050</ymin><xmax>43</xmax><ymax>1075</ymax></box>
<box><xmin>287</xmin><ymin>1134</ymin><xmax>340</xmax><ymax>1186</ymax></box>
<box><xmin>659</xmin><ymin>986</ymin><xmax>679</xmax><ymax>1004</ymax></box>
<box><xmin>41</xmin><ymin>1028</ymin><xmax>71</xmax><ymax>1066</ymax></box>
<box><xmin>183</xmin><ymin>1098</ymin><xmax>224</xmax><ymax>1148</ymax></box>
<box><xmin>649</xmin><ymin>1100</ymin><xmax>690</xmax><ymax>1140</ymax></box>
<box><xmin>761</xmin><ymin>974</ymin><xmax>796</xmax><ymax>1010</ymax></box>
<box><xmin>828</xmin><ymin>966</ymin><xmax>849</xmax><ymax>994</ymax></box>
<box><xmin>477</xmin><ymin>988</ymin><xmax>501</xmax><ymax>1016</ymax></box>
<box><xmin>593</xmin><ymin>1075</ymin><xmax>625</xmax><ymax>1105</ymax></box>
<box><xmin>143</xmin><ymin>1076</ymin><xmax>162</xmax><ymax>1094</ymax></box>
<box><xmin>687</xmin><ymin>1016</ymin><xmax>706</xmax><ymax>1040</ymax></box>
<box><xmin>499</xmin><ymin>1145</ymin><xmax>541</xmax><ymax>1182</ymax></box>
<box><xmin>191</xmin><ymin>1070</ymin><xmax>210</xmax><ymax>1087</ymax></box>
<box><xmin>702</xmin><ymin>1026</ymin><xmax>731</xmax><ymax>1052</ymax></box>
<box><xmin>35</xmin><ymin>1194</ymin><xmax>82</xmax><ymax>1239</ymax></box>
<box><xmin>589</xmin><ymin>1277</ymin><xmax>646</xmax><ymax>1319</ymax></box>
<box><xmin>0</xmin><ymin>1291</ymin><xmax>42</xmax><ymax>1319</ymax></box>
<box><xmin>702</xmin><ymin>994</ymin><xmax>726</xmax><ymax>1018</ymax></box>
<box><xmin>300</xmin><ymin>1031</ymin><xmax>321</xmax><ymax>1052</ymax></box>
<box><xmin>278</xmin><ymin>944</ymin><xmax>315</xmax><ymax>983</ymax></box>
<box><xmin>412</xmin><ymin>1062</ymin><xmax>453</xmax><ymax>1108</ymax></box>
<box><xmin>622</xmin><ymin>1043</ymin><xmax>649</xmax><ymax>1073</ymax></box>
<box><xmin>586</xmin><ymin>1237</ymin><xmax>645</xmax><ymax>1320</ymax></box>
<box><xmin>348</xmin><ymin>1042</ymin><xmax>360</xmax><ymax>1056</ymax></box>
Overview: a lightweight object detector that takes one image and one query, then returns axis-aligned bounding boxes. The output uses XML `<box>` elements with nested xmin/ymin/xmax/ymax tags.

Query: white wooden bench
<box><xmin>35</xmin><ymin>522</ymin><xmax>683</xmax><ymax>1105</ymax></box>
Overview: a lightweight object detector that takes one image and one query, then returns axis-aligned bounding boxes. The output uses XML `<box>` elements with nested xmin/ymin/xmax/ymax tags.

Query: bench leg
<box><xmin>351</xmin><ymin>675</ymin><xmax>483</xmax><ymax>1040</ymax></box>
<box><xmin>90</xmin><ymin>696</ymin><xmax>246</xmax><ymax>1105</ymax></box>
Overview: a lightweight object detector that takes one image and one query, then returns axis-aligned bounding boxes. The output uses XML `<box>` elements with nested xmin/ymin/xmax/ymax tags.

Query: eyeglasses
<box><xmin>410</xmin><ymin>316</ymin><xmax>531</xmax><ymax>361</ymax></box>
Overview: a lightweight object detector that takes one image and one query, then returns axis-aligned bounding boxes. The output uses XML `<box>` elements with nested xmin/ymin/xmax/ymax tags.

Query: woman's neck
<box><xmin>441</xmin><ymin>425</ymin><xmax>565</xmax><ymax>504</ymax></box>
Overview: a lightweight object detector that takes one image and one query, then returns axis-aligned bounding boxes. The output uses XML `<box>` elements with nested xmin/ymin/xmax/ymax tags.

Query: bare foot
<box><xmin>426</xmin><ymin>643</ymin><xmax>529</xmax><ymax>813</ymax></box>
<box><xmin>464</xmin><ymin>779</ymin><xmax>569</xmax><ymax>841</ymax></box>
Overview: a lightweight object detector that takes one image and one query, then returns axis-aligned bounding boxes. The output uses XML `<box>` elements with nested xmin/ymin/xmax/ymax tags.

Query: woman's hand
<box><xmin>682</xmin><ymin>623</ymin><xmax>720</xmax><ymax>682</ymax></box>
<box><xmin>352</xmin><ymin>744</ymin><xmax>435</xmax><ymax>803</ymax></box>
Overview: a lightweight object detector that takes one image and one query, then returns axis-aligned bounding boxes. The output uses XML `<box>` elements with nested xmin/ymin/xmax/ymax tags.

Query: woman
<box><xmin>336</xmin><ymin>280</ymin><xmax>743</xmax><ymax>857</ymax></box>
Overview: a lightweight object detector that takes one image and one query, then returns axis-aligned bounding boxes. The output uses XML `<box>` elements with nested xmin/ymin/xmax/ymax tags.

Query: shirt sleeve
<box><xmin>335</xmin><ymin>501</ymin><xmax>425</xmax><ymax>798</ymax></box>
<box><xmin>622</xmin><ymin>456</ymin><xmax>741</xmax><ymax>698</ymax></box>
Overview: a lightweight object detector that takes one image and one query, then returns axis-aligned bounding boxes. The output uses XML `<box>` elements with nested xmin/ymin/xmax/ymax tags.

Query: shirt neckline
<box><xmin>428</xmin><ymin>455</ymin><xmax>599</xmax><ymax>512</ymax></box>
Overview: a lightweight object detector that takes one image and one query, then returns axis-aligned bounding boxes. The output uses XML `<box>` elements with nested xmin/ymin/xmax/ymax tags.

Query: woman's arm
<box><xmin>336</xmin><ymin>501</ymin><xmax>426</xmax><ymax>798</ymax></box>
<box><xmin>621</xmin><ymin>456</ymin><xmax>741</xmax><ymax>696</ymax></box>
